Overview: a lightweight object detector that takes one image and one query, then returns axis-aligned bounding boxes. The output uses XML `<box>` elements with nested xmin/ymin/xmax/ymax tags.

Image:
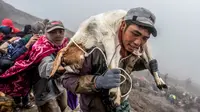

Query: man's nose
<box><xmin>132</xmin><ymin>38</ymin><xmax>142</xmax><ymax>47</ymax></box>
<box><xmin>55</xmin><ymin>31</ymin><xmax>61</xmax><ymax>35</ymax></box>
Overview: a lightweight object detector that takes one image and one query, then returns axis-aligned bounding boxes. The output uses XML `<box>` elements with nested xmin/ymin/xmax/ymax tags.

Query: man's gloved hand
<box><xmin>149</xmin><ymin>59</ymin><xmax>158</xmax><ymax>73</ymax></box>
<box><xmin>95</xmin><ymin>69</ymin><xmax>121</xmax><ymax>89</ymax></box>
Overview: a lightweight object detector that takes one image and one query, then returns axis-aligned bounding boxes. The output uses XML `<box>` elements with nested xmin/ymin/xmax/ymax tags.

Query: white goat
<box><xmin>50</xmin><ymin>10</ymin><xmax>167</xmax><ymax>106</ymax></box>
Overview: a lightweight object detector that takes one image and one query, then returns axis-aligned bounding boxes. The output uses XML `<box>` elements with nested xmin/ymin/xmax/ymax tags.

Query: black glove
<box><xmin>149</xmin><ymin>59</ymin><xmax>158</xmax><ymax>73</ymax></box>
<box><xmin>95</xmin><ymin>69</ymin><xmax>121</xmax><ymax>89</ymax></box>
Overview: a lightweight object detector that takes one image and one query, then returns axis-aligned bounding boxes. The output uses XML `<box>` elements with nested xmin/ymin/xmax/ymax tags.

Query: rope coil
<box><xmin>70</xmin><ymin>39</ymin><xmax>132</xmax><ymax>98</ymax></box>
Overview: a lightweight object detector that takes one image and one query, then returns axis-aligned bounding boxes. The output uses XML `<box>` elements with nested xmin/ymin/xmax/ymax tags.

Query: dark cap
<box><xmin>45</xmin><ymin>21</ymin><xmax>65</xmax><ymax>33</ymax></box>
<box><xmin>124</xmin><ymin>7</ymin><xmax>157</xmax><ymax>37</ymax></box>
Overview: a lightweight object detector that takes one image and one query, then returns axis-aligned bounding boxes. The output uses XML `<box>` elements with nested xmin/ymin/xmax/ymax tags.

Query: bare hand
<box><xmin>8</xmin><ymin>37</ymin><xmax>18</xmax><ymax>43</ymax></box>
<box><xmin>25</xmin><ymin>34</ymin><xmax>39</xmax><ymax>49</ymax></box>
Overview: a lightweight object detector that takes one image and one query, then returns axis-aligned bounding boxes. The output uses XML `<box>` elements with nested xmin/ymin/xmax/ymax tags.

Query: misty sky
<box><xmin>4</xmin><ymin>0</ymin><xmax>200</xmax><ymax>84</ymax></box>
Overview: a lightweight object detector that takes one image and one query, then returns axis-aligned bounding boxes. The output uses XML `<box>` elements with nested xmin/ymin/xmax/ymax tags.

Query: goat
<box><xmin>50</xmin><ymin>10</ymin><xmax>167</xmax><ymax>107</ymax></box>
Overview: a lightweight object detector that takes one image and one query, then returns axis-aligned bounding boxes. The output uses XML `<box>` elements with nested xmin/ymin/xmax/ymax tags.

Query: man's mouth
<box><xmin>128</xmin><ymin>45</ymin><xmax>139</xmax><ymax>51</ymax></box>
<box><xmin>129</xmin><ymin>46</ymin><xmax>142</xmax><ymax>56</ymax></box>
<box><xmin>55</xmin><ymin>38</ymin><xmax>64</xmax><ymax>41</ymax></box>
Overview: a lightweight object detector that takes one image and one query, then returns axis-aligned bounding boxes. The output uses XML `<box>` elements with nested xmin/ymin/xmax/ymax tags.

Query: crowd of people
<box><xmin>0</xmin><ymin>18</ymin><xmax>80</xmax><ymax>112</ymax></box>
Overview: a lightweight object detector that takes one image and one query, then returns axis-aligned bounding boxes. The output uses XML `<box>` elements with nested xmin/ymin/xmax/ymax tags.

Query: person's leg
<box><xmin>38</xmin><ymin>99</ymin><xmax>61</xmax><ymax>112</ymax></box>
<box><xmin>56</xmin><ymin>90</ymin><xmax>68</xmax><ymax>112</ymax></box>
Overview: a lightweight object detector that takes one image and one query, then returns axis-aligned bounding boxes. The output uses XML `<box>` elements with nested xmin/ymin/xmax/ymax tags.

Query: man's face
<box><xmin>47</xmin><ymin>29</ymin><xmax>65</xmax><ymax>45</ymax></box>
<box><xmin>121</xmin><ymin>21</ymin><xmax>150</xmax><ymax>53</ymax></box>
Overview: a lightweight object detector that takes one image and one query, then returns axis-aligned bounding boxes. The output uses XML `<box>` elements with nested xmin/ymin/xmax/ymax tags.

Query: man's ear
<box><xmin>120</xmin><ymin>20</ymin><xmax>126</xmax><ymax>31</ymax></box>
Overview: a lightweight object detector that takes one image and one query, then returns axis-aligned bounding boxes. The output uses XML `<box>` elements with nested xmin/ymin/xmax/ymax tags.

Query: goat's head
<box><xmin>50</xmin><ymin>43</ymin><xmax>86</xmax><ymax>77</ymax></box>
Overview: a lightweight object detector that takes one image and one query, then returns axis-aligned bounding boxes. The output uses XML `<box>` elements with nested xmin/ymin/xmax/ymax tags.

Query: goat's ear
<box><xmin>50</xmin><ymin>48</ymin><xmax>65</xmax><ymax>77</ymax></box>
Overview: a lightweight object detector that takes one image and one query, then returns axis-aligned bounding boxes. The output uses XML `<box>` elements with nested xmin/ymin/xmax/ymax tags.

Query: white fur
<box><xmin>68</xmin><ymin>10</ymin><xmax>159</xmax><ymax>105</ymax></box>
<box><xmin>70</xmin><ymin>10</ymin><xmax>127</xmax><ymax>68</ymax></box>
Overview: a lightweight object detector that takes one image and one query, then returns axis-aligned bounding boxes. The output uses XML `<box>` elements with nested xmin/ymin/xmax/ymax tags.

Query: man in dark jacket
<box><xmin>61</xmin><ymin>7</ymin><xmax>162</xmax><ymax>112</ymax></box>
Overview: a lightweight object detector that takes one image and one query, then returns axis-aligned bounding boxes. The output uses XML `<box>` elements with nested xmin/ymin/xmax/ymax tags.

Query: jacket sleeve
<box><xmin>10</xmin><ymin>46</ymin><xmax>28</xmax><ymax>60</ymax></box>
<box><xmin>62</xmin><ymin>74</ymin><xmax>97</xmax><ymax>94</ymax></box>
<box><xmin>38</xmin><ymin>55</ymin><xmax>54</xmax><ymax>79</ymax></box>
<box><xmin>8</xmin><ymin>37</ymin><xmax>30</xmax><ymax>61</ymax></box>
<box><xmin>62</xmin><ymin>48</ymin><xmax>106</xmax><ymax>94</ymax></box>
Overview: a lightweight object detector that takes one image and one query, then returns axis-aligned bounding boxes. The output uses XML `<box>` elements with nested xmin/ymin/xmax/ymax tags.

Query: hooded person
<box><xmin>0</xmin><ymin>18</ymin><xmax>21</xmax><ymax>44</ymax></box>
<box><xmin>1</xmin><ymin>18</ymin><xmax>20</xmax><ymax>34</ymax></box>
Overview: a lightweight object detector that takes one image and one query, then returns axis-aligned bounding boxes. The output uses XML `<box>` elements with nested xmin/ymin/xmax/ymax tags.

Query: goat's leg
<box><xmin>109</xmin><ymin>87</ymin><xmax>121</xmax><ymax>106</ymax></box>
<box><xmin>102</xmin><ymin>38</ymin><xmax>121</xmax><ymax>106</ymax></box>
<box><xmin>109</xmin><ymin>47</ymin><xmax>122</xmax><ymax>106</ymax></box>
<box><xmin>143</xmin><ymin>43</ymin><xmax>167</xmax><ymax>89</ymax></box>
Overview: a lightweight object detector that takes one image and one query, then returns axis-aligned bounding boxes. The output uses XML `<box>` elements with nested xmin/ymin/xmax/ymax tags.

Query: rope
<box><xmin>70</xmin><ymin>39</ymin><xmax>132</xmax><ymax>98</ymax></box>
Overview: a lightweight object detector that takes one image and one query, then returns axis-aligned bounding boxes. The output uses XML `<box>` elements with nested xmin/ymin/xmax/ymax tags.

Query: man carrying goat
<box><xmin>60</xmin><ymin>7</ymin><xmax>167</xmax><ymax>112</ymax></box>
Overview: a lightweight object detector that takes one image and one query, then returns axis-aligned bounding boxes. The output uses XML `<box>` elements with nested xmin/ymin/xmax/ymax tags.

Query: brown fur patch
<box><xmin>50</xmin><ymin>43</ymin><xmax>86</xmax><ymax>77</ymax></box>
<box><xmin>62</xmin><ymin>43</ymin><xmax>85</xmax><ymax>66</ymax></box>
